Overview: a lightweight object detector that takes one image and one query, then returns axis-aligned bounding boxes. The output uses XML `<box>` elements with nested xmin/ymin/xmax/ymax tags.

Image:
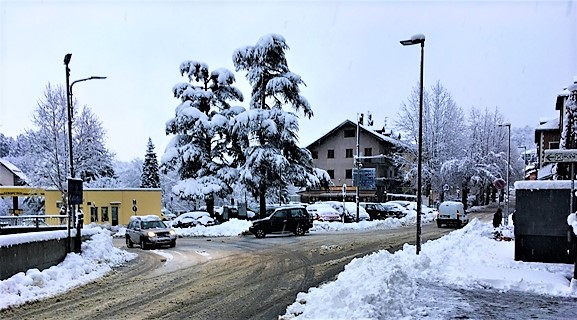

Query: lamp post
<box><xmin>498</xmin><ymin>122</ymin><xmax>511</xmax><ymax>226</ymax></box>
<box><xmin>401</xmin><ymin>34</ymin><xmax>425</xmax><ymax>254</ymax></box>
<box><xmin>63</xmin><ymin>53</ymin><xmax>106</xmax><ymax>252</ymax></box>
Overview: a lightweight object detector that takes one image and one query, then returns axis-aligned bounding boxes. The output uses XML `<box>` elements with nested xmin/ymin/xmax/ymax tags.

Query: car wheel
<box><xmin>126</xmin><ymin>236</ymin><xmax>134</xmax><ymax>248</ymax></box>
<box><xmin>170</xmin><ymin>240</ymin><xmax>176</xmax><ymax>248</ymax></box>
<box><xmin>295</xmin><ymin>224</ymin><xmax>305</xmax><ymax>236</ymax></box>
<box><xmin>141</xmin><ymin>238</ymin><xmax>149</xmax><ymax>250</ymax></box>
<box><xmin>255</xmin><ymin>228</ymin><xmax>266</xmax><ymax>238</ymax></box>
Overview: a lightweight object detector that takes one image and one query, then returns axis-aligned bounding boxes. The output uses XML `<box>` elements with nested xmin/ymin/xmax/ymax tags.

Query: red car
<box><xmin>306</xmin><ymin>204</ymin><xmax>342</xmax><ymax>222</ymax></box>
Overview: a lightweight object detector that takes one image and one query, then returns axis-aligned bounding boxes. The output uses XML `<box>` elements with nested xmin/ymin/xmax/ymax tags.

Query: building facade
<box><xmin>45</xmin><ymin>188</ymin><xmax>162</xmax><ymax>226</ymax></box>
<box><xmin>302</xmin><ymin>120</ymin><xmax>409</xmax><ymax>202</ymax></box>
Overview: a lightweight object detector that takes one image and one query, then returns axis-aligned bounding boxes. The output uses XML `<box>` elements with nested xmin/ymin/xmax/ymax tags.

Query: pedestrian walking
<box><xmin>493</xmin><ymin>208</ymin><xmax>503</xmax><ymax>228</ymax></box>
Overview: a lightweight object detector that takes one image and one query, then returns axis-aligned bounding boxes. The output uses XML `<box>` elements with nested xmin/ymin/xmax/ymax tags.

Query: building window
<box><xmin>101</xmin><ymin>207</ymin><xmax>109</xmax><ymax>222</ymax></box>
<box><xmin>364</xmin><ymin>147</ymin><xmax>372</xmax><ymax>156</ymax></box>
<box><xmin>345</xmin><ymin>149</ymin><xmax>354</xmax><ymax>158</ymax></box>
<box><xmin>549</xmin><ymin>141</ymin><xmax>560</xmax><ymax>149</ymax></box>
<box><xmin>344</xmin><ymin>129</ymin><xmax>355</xmax><ymax>138</ymax></box>
<box><xmin>90</xmin><ymin>207</ymin><xmax>98</xmax><ymax>223</ymax></box>
<box><xmin>345</xmin><ymin>169</ymin><xmax>352</xmax><ymax>179</ymax></box>
<box><xmin>327</xmin><ymin>170</ymin><xmax>335</xmax><ymax>179</ymax></box>
<box><xmin>327</xmin><ymin>149</ymin><xmax>335</xmax><ymax>159</ymax></box>
<box><xmin>312</xmin><ymin>151</ymin><xmax>318</xmax><ymax>159</ymax></box>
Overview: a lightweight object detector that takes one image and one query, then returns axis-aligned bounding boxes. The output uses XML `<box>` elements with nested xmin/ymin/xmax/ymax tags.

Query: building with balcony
<box><xmin>300</xmin><ymin>119</ymin><xmax>410</xmax><ymax>202</ymax></box>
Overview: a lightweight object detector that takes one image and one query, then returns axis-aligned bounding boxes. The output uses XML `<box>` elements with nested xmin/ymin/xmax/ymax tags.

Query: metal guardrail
<box><xmin>0</xmin><ymin>215</ymin><xmax>68</xmax><ymax>228</ymax></box>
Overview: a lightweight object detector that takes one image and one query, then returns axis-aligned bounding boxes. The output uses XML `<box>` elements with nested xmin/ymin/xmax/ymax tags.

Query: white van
<box><xmin>436</xmin><ymin>201</ymin><xmax>468</xmax><ymax>228</ymax></box>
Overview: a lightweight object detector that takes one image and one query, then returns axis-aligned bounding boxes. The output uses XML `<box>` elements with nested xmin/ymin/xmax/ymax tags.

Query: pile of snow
<box><xmin>114</xmin><ymin>219</ymin><xmax>252</xmax><ymax>238</ymax></box>
<box><xmin>281</xmin><ymin>219</ymin><xmax>576</xmax><ymax>319</ymax></box>
<box><xmin>311</xmin><ymin>211</ymin><xmax>436</xmax><ymax>232</ymax></box>
<box><xmin>0</xmin><ymin>229</ymin><xmax>135</xmax><ymax>310</ymax></box>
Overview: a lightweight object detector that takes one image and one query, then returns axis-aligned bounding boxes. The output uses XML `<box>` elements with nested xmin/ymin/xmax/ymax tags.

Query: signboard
<box><xmin>68</xmin><ymin>178</ymin><xmax>83</xmax><ymax>205</ymax></box>
<box><xmin>0</xmin><ymin>187</ymin><xmax>45</xmax><ymax>197</ymax></box>
<box><xmin>353</xmin><ymin>168</ymin><xmax>376</xmax><ymax>190</ymax></box>
<box><xmin>543</xmin><ymin>149</ymin><xmax>577</xmax><ymax>163</ymax></box>
<box><xmin>8</xmin><ymin>209</ymin><xmax>23</xmax><ymax>215</ymax></box>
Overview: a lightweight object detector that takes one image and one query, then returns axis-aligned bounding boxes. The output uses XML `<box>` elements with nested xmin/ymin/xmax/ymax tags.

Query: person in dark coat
<box><xmin>493</xmin><ymin>208</ymin><xmax>503</xmax><ymax>228</ymax></box>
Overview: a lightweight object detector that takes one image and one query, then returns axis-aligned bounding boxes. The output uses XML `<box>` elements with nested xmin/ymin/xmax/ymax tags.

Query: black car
<box><xmin>248</xmin><ymin>206</ymin><xmax>312</xmax><ymax>238</ymax></box>
<box><xmin>359</xmin><ymin>202</ymin><xmax>388</xmax><ymax>220</ymax></box>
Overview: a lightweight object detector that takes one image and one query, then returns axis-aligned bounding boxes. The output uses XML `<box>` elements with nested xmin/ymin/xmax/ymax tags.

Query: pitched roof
<box><xmin>0</xmin><ymin>158</ymin><xmax>28</xmax><ymax>184</ymax></box>
<box><xmin>306</xmin><ymin>119</ymin><xmax>409</xmax><ymax>149</ymax></box>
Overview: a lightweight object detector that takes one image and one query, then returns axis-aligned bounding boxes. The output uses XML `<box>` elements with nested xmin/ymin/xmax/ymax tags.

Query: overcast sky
<box><xmin>1</xmin><ymin>0</ymin><xmax>576</xmax><ymax>161</ymax></box>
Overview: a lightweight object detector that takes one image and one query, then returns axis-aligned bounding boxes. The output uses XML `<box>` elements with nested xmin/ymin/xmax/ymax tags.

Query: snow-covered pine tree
<box><xmin>162</xmin><ymin>61</ymin><xmax>244</xmax><ymax>216</ymax></box>
<box><xmin>231</xmin><ymin>34</ymin><xmax>321</xmax><ymax>216</ymax></box>
<box><xmin>141</xmin><ymin>138</ymin><xmax>160</xmax><ymax>188</ymax></box>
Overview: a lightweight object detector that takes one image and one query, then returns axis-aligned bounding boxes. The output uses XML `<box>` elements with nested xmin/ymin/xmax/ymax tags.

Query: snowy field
<box><xmin>1</xmin><ymin>214</ymin><xmax>575</xmax><ymax>317</ymax></box>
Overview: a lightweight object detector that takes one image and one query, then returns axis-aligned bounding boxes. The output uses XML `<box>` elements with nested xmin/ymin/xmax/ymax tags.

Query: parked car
<box><xmin>405</xmin><ymin>202</ymin><xmax>438</xmax><ymax>215</ymax></box>
<box><xmin>359</xmin><ymin>202</ymin><xmax>388</xmax><ymax>220</ymax></box>
<box><xmin>171</xmin><ymin>211</ymin><xmax>217</xmax><ymax>228</ymax></box>
<box><xmin>161</xmin><ymin>209</ymin><xmax>176</xmax><ymax>221</ymax></box>
<box><xmin>125</xmin><ymin>215</ymin><xmax>177</xmax><ymax>249</ymax></box>
<box><xmin>436</xmin><ymin>201</ymin><xmax>468</xmax><ymax>228</ymax></box>
<box><xmin>343</xmin><ymin>202</ymin><xmax>371</xmax><ymax>222</ymax></box>
<box><xmin>380</xmin><ymin>202</ymin><xmax>410</xmax><ymax>218</ymax></box>
<box><xmin>249</xmin><ymin>205</ymin><xmax>313</xmax><ymax>238</ymax></box>
<box><xmin>306</xmin><ymin>203</ymin><xmax>342</xmax><ymax>222</ymax></box>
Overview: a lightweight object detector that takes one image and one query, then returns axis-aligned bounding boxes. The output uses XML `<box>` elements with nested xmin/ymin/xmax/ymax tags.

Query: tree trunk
<box><xmin>259</xmin><ymin>182</ymin><xmax>266</xmax><ymax>218</ymax></box>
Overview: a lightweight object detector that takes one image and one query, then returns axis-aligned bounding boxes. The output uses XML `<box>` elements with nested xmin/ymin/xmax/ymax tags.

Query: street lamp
<box><xmin>401</xmin><ymin>33</ymin><xmax>425</xmax><ymax>255</ymax></box>
<box><xmin>498</xmin><ymin>122</ymin><xmax>511</xmax><ymax>226</ymax></box>
<box><xmin>63</xmin><ymin>53</ymin><xmax>106</xmax><ymax>252</ymax></box>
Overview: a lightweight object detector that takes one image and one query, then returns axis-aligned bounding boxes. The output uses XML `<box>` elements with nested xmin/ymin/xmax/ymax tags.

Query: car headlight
<box><xmin>169</xmin><ymin>230</ymin><xmax>176</xmax><ymax>235</ymax></box>
<box><xmin>147</xmin><ymin>231</ymin><xmax>156</xmax><ymax>237</ymax></box>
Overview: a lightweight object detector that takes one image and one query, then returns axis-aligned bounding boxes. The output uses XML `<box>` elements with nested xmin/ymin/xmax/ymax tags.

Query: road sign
<box><xmin>493</xmin><ymin>178</ymin><xmax>506</xmax><ymax>190</ymax></box>
<box><xmin>543</xmin><ymin>149</ymin><xmax>577</xmax><ymax>163</ymax></box>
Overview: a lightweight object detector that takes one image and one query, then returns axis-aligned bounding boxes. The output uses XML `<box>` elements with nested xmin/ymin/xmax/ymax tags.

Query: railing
<box><xmin>0</xmin><ymin>215</ymin><xmax>68</xmax><ymax>228</ymax></box>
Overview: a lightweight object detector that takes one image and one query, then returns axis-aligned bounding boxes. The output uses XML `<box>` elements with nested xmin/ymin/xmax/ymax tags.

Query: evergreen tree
<box><xmin>232</xmin><ymin>34</ymin><xmax>320</xmax><ymax>216</ymax></box>
<box><xmin>141</xmin><ymin>138</ymin><xmax>160</xmax><ymax>188</ymax></box>
<box><xmin>162</xmin><ymin>60</ymin><xmax>244</xmax><ymax>215</ymax></box>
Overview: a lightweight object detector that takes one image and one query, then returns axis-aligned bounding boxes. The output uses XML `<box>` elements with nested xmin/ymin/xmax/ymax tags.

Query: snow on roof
<box><xmin>306</xmin><ymin>119</ymin><xmax>408</xmax><ymax>150</ymax></box>
<box><xmin>535</xmin><ymin>117</ymin><xmax>559</xmax><ymax>130</ymax></box>
<box><xmin>0</xmin><ymin>158</ymin><xmax>28</xmax><ymax>183</ymax></box>
<box><xmin>536</xmin><ymin>163</ymin><xmax>555</xmax><ymax>180</ymax></box>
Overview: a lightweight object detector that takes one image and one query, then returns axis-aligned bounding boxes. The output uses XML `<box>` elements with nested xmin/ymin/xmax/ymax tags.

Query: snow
<box><xmin>411</xmin><ymin>33</ymin><xmax>425</xmax><ymax>41</ymax></box>
<box><xmin>0</xmin><ymin>228</ymin><xmax>135</xmax><ymax>310</ymax></box>
<box><xmin>1</xmin><ymin>214</ymin><xmax>576</xmax><ymax>316</ymax></box>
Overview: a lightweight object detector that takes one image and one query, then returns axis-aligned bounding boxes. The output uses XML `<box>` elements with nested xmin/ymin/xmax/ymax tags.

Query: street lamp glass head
<box><xmin>64</xmin><ymin>53</ymin><xmax>72</xmax><ymax>65</ymax></box>
<box><xmin>400</xmin><ymin>34</ymin><xmax>426</xmax><ymax>46</ymax></box>
<box><xmin>498</xmin><ymin>122</ymin><xmax>511</xmax><ymax>127</ymax></box>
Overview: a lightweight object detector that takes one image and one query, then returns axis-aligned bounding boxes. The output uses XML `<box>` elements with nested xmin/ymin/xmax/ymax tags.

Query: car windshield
<box><xmin>142</xmin><ymin>220</ymin><xmax>166</xmax><ymax>229</ymax></box>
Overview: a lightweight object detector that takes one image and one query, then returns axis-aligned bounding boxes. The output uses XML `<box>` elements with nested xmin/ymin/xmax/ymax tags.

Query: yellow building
<box><xmin>45</xmin><ymin>188</ymin><xmax>162</xmax><ymax>226</ymax></box>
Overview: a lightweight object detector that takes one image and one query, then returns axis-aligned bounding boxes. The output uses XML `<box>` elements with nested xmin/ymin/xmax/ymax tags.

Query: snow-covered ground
<box><xmin>1</xmin><ymin>213</ymin><xmax>576</xmax><ymax>317</ymax></box>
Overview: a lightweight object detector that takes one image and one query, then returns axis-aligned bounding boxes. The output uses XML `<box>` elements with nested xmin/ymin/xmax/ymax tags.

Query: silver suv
<box><xmin>126</xmin><ymin>215</ymin><xmax>177</xmax><ymax>249</ymax></box>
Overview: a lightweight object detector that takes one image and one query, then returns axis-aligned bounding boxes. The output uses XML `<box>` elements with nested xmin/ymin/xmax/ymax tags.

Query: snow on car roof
<box><xmin>130</xmin><ymin>215</ymin><xmax>161</xmax><ymax>221</ymax></box>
